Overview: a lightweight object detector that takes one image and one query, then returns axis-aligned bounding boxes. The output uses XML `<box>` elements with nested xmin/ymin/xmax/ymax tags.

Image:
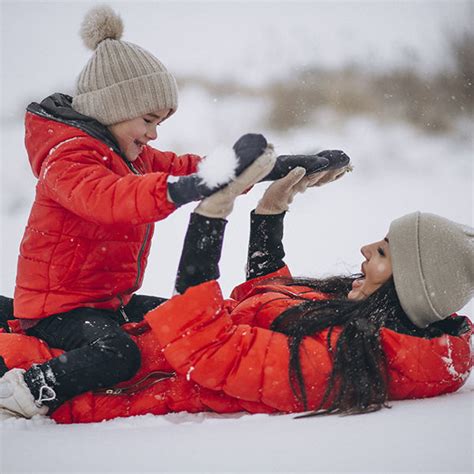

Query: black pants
<box><xmin>23</xmin><ymin>294</ymin><xmax>166</xmax><ymax>412</ymax></box>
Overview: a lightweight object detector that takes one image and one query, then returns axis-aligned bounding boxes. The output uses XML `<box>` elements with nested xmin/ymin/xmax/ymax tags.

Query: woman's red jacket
<box><xmin>0</xmin><ymin>267</ymin><xmax>471</xmax><ymax>423</ymax></box>
<box><xmin>14</xmin><ymin>112</ymin><xmax>200</xmax><ymax>319</ymax></box>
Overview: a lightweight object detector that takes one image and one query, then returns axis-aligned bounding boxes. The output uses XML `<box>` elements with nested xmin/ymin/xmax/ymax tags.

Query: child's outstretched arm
<box><xmin>145</xmin><ymin>148</ymin><xmax>201</xmax><ymax>176</ymax></box>
<box><xmin>39</xmin><ymin>139</ymin><xmax>177</xmax><ymax>225</ymax></box>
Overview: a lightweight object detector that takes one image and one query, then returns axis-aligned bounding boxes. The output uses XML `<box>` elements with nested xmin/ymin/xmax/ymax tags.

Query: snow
<box><xmin>1</xmin><ymin>385</ymin><xmax>473</xmax><ymax>472</ymax></box>
<box><xmin>1</xmin><ymin>1</ymin><xmax>473</xmax><ymax>472</ymax></box>
<box><xmin>197</xmin><ymin>145</ymin><xmax>238</xmax><ymax>187</ymax></box>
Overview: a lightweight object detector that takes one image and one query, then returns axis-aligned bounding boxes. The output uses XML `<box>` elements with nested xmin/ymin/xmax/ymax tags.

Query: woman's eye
<box><xmin>377</xmin><ymin>247</ymin><xmax>385</xmax><ymax>257</ymax></box>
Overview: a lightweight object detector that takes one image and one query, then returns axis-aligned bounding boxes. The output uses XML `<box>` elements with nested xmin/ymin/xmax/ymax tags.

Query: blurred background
<box><xmin>1</xmin><ymin>0</ymin><xmax>472</xmax><ymax>304</ymax></box>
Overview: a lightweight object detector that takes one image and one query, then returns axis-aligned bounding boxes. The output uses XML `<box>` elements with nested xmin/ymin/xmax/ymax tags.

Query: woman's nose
<box><xmin>360</xmin><ymin>245</ymin><xmax>370</xmax><ymax>259</ymax></box>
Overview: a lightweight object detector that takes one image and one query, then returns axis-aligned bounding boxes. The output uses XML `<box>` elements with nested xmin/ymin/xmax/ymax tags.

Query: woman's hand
<box><xmin>194</xmin><ymin>145</ymin><xmax>276</xmax><ymax>219</ymax></box>
<box><xmin>255</xmin><ymin>165</ymin><xmax>351</xmax><ymax>215</ymax></box>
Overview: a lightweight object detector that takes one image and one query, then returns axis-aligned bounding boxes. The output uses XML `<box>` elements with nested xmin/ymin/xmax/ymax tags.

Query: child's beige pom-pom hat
<box><xmin>72</xmin><ymin>5</ymin><xmax>178</xmax><ymax>125</ymax></box>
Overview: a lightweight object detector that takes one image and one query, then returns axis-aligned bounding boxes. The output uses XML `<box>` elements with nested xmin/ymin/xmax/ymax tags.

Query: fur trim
<box><xmin>80</xmin><ymin>5</ymin><xmax>124</xmax><ymax>50</ymax></box>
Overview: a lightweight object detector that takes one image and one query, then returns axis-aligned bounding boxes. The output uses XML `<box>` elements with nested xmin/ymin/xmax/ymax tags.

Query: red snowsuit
<box><xmin>14</xmin><ymin>109</ymin><xmax>200</xmax><ymax>320</ymax></box>
<box><xmin>0</xmin><ymin>267</ymin><xmax>471</xmax><ymax>423</ymax></box>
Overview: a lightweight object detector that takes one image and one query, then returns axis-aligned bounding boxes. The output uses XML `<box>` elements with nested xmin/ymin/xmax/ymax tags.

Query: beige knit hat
<box><xmin>72</xmin><ymin>5</ymin><xmax>178</xmax><ymax>125</ymax></box>
<box><xmin>389</xmin><ymin>212</ymin><xmax>474</xmax><ymax>328</ymax></box>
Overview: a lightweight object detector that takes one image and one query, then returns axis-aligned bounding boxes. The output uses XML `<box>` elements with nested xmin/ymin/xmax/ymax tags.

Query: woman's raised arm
<box><xmin>173</xmin><ymin>142</ymin><xmax>276</xmax><ymax>294</ymax></box>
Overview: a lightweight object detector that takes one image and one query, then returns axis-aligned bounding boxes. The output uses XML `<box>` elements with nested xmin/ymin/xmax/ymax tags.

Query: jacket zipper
<box><xmin>117</xmin><ymin>295</ymin><xmax>130</xmax><ymax>323</ymax></box>
<box><xmin>134</xmin><ymin>224</ymin><xmax>151</xmax><ymax>290</ymax></box>
<box><xmin>117</xmin><ymin>157</ymin><xmax>151</xmax><ymax>311</ymax></box>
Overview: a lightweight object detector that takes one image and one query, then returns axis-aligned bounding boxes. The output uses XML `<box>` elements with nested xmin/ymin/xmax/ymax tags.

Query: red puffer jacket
<box><xmin>0</xmin><ymin>267</ymin><xmax>471</xmax><ymax>423</ymax></box>
<box><xmin>14</xmin><ymin>106</ymin><xmax>200</xmax><ymax>320</ymax></box>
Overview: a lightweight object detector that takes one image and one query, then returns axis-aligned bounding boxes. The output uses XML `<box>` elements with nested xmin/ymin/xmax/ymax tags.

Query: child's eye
<box><xmin>377</xmin><ymin>247</ymin><xmax>386</xmax><ymax>257</ymax></box>
<box><xmin>143</xmin><ymin>118</ymin><xmax>152</xmax><ymax>124</ymax></box>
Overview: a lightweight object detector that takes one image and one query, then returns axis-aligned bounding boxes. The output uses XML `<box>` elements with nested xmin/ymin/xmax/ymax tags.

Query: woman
<box><xmin>0</xmin><ymin>154</ymin><xmax>472</xmax><ymax>422</ymax></box>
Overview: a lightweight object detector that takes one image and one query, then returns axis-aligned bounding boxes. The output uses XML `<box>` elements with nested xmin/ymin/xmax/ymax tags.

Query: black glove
<box><xmin>260</xmin><ymin>149</ymin><xmax>350</xmax><ymax>182</ymax></box>
<box><xmin>167</xmin><ymin>134</ymin><xmax>268</xmax><ymax>207</ymax></box>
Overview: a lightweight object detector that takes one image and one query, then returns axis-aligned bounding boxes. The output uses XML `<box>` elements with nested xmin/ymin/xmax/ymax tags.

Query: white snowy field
<box><xmin>1</xmin><ymin>381</ymin><xmax>473</xmax><ymax>473</ymax></box>
<box><xmin>0</xmin><ymin>1</ymin><xmax>473</xmax><ymax>473</ymax></box>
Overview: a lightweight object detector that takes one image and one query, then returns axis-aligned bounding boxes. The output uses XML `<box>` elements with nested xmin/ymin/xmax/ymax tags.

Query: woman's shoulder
<box><xmin>229</xmin><ymin>282</ymin><xmax>327</xmax><ymax>328</ymax></box>
<box><xmin>381</xmin><ymin>317</ymin><xmax>472</xmax><ymax>399</ymax></box>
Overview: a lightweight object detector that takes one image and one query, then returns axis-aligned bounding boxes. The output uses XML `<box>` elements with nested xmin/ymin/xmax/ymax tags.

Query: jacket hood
<box><xmin>25</xmin><ymin>93</ymin><xmax>122</xmax><ymax>177</ymax></box>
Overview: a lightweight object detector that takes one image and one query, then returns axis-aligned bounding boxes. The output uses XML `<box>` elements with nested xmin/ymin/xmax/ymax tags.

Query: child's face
<box><xmin>108</xmin><ymin>109</ymin><xmax>171</xmax><ymax>161</ymax></box>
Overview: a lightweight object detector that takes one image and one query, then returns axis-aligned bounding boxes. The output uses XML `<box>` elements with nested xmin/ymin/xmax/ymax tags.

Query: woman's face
<box><xmin>108</xmin><ymin>108</ymin><xmax>171</xmax><ymax>162</ymax></box>
<box><xmin>348</xmin><ymin>237</ymin><xmax>393</xmax><ymax>300</ymax></box>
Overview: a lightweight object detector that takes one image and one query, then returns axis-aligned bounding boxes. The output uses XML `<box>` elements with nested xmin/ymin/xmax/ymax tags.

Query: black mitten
<box><xmin>261</xmin><ymin>149</ymin><xmax>350</xmax><ymax>182</ymax></box>
<box><xmin>168</xmin><ymin>134</ymin><xmax>268</xmax><ymax>206</ymax></box>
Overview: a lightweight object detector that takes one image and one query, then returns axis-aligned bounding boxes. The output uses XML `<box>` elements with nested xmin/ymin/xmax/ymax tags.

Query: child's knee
<box><xmin>119</xmin><ymin>336</ymin><xmax>141</xmax><ymax>379</ymax></box>
<box><xmin>92</xmin><ymin>332</ymin><xmax>141</xmax><ymax>381</ymax></box>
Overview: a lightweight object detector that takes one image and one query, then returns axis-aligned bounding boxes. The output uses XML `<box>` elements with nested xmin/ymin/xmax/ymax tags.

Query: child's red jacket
<box><xmin>14</xmin><ymin>100</ymin><xmax>200</xmax><ymax>320</ymax></box>
<box><xmin>1</xmin><ymin>267</ymin><xmax>471</xmax><ymax>423</ymax></box>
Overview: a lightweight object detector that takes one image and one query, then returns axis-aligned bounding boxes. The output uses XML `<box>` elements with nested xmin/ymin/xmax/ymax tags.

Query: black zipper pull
<box><xmin>118</xmin><ymin>306</ymin><xmax>130</xmax><ymax>323</ymax></box>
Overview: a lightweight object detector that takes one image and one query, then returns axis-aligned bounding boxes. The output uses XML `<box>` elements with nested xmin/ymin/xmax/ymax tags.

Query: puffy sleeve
<box><xmin>230</xmin><ymin>266</ymin><xmax>291</xmax><ymax>301</ymax></box>
<box><xmin>145</xmin><ymin>280</ymin><xmax>332</xmax><ymax>412</ymax></box>
<box><xmin>40</xmin><ymin>139</ymin><xmax>177</xmax><ymax>225</ymax></box>
<box><xmin>144</xmin><ymin>147</ymin><xmax>201</xmax><ymax>175</ymax></box>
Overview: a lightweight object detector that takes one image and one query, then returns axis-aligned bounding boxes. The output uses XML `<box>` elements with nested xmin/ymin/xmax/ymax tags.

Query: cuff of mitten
<box><xmin>247</xmin><ymin>210</ymin><xmax>286</xmax><ymax>280</ymax></box>
<box><xmin>174</xmin><ymin>213</ymin><xmax>227</xmax><ymax>294</ymax></box>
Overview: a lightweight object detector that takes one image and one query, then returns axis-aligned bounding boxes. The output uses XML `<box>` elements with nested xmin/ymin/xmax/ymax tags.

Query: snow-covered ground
<box><xmin>0</xmin><ymin>1</ymin><xmax>472</xmax><ymax>473</ymax></box>
<box><xmin>1</xmin><ymin>385</ymin><xmax>473</xmax><ymax>473</ymax></box>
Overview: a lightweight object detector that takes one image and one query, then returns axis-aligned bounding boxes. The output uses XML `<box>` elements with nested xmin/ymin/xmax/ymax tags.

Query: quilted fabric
<box><xmin>14</xmin><ymin>110</ymin><xmax>200</xmax><ymax>319</ymax></box>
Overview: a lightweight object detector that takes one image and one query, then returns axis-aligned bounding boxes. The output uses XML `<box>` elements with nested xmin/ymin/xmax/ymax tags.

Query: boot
<box><xmin>0</xmin><ymin>368</ymin><xmax>54</xmax><ymax>418</ymax></box>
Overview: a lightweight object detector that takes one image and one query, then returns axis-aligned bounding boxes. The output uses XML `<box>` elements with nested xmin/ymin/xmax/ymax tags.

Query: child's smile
<box><xmin>108</xmin><ymin>109</ymin><xmax>171</xmax><ymax>162</ymax></box>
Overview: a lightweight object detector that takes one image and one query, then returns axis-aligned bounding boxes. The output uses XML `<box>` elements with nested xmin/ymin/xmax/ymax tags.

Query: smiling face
<box><xmin>107</xmin><ymin>108</ymin><xmax>171</xmax><ymax>161</ymax></box>
<box><xmin>348</xmin><ymin>237</ymin><xmax>393</xmax><ymax>301</ymax></box>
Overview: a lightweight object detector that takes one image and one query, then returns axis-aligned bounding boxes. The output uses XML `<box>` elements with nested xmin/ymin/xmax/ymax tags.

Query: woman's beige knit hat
<box><xmin>72</xmin><ymin>5</ymin><xmax>178</xmax><ymax>125</ymax></box>
<box><xmin>389</xmin><ymin>212</ymin><xmax>474</xmax><ymax>328</ymax></box>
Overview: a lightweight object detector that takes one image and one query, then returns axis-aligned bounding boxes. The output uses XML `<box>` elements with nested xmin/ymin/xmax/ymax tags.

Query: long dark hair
<box><xmin>268</xmin><ymin>275</ymin><xmax>423</xmax><ymax>416</ymax></box>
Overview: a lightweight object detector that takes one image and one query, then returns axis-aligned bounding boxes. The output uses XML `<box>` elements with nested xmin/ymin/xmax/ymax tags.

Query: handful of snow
<box><xmin>197</xmin><ymin>146</ymin><xmax>239</xmax><ymax>188</ymax></box>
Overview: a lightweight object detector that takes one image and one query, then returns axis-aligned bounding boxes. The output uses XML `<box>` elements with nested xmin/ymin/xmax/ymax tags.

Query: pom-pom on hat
<box><xmin>389</xmin><ymin>212</ymin><xmax>474</xmax><ymax>328</ymax></box>
<box><xmin>72</xmin><ymin>5</ymin><xmax>178</xmax><ymax>125</ymax></box>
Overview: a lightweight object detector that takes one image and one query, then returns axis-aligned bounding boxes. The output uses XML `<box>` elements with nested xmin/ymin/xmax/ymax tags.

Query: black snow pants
<box><xmin>22</xmin><ymin>294</ymin><xmax>166</xmax><ymax>412</ymax></box>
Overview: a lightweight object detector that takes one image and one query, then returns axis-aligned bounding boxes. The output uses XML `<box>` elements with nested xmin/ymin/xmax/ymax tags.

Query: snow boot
<box><xmin>0</xmin><ymin>368</ymin><xmax>54</xmax><ymax>418</ymax></box>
